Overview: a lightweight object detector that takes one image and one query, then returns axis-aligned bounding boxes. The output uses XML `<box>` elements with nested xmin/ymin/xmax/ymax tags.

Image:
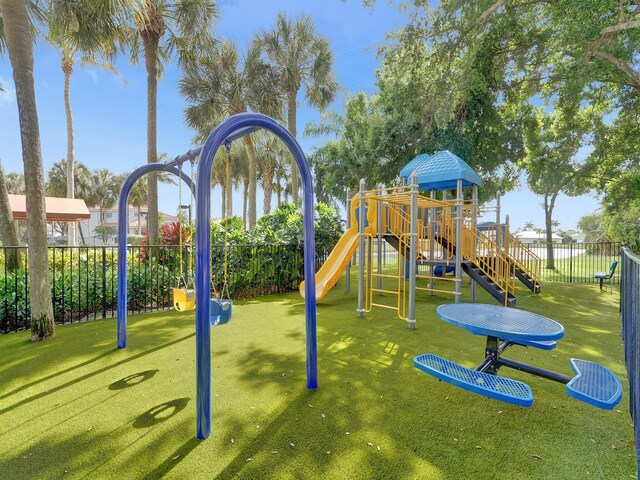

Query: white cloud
<box><xmin>85</xmin><ymin>69</ymin><xmax>99</xmax><ymax>84</ymax></box>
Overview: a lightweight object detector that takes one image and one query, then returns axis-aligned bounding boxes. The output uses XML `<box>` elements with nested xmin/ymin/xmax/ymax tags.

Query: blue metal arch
<box><xmin>117</xmin><ymin>164</ymin><xmax>196</xmax><ymax>349</ymax></box>
<box><xmin>195</xmin><ymin>112</ymin><xmax>317</xmax><ymax>440</ymax></box>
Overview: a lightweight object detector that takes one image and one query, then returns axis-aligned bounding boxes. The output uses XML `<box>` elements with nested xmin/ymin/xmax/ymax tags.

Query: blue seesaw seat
<box><xmin>566</xmin><ymin>359</ymin><xmax>622</xmax><ymax>410</ymax></box>
<box><xmin>413</xmin><ymin>354</ymin><xmax>534</xmax><ymax>407</ymax></box>
<box><xmin>210</xmin><ymin>299</ymin><xmax>232</xmax><ymax>326</ymax></box>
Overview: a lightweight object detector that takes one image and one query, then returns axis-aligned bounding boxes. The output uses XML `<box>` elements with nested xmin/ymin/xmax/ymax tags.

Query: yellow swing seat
<box><xmin>173</xmin><ymin>288</ymin><xmax>196</xmax><ymax>311</ymax></box>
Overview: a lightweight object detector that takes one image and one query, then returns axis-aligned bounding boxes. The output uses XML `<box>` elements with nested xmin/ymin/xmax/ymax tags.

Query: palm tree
<box><xmin>256</xmin><ymin>12</ymin><xmax>338</xmax><ymax>205</ymax></box>
<box><xmin>256</xmin><ymin>132</ymin><xmax>285</xmax><ymax>215</ymax></box>
<box><xmin>129</xmin><ymin>176</ymin><xmax>147</xmax><ymax>235</ymax></box>
<box><xmin>46</xmin><ymin>0</ymin><xmax>120</xmax><ymax>246</ymax></box>
<box><xmin>4</xmin><ymin>171</ymin><xmax>25</xmax><ymax>194</ymax></box>
<box><xmin>523</xmin><ymin>221</ymin><xmax>535</xmax><ymax>230</ymax></box>
<box><xmin>180</xmin><ymin>41</ymin><xmax>282</xmax><ymax>228</ymax></box>
<box><xmin>0</xmin><ymin>0</ymin><xmax>55</xmax><ymax>340</ymax></box>
<box><xmin>0</xmin><ymin>160</ymin><xmax>22</xmax><ymax>270</ymax></box>
<box><xmin>46</xmin><ymin>159</ymin><xmax>92</xmax><ymax>198</ymax></box>
<box><xmin>118</xmin><ymin>0</ymin><xmax>217</xmax><ymax>246</ymax></box>
<box><xmin>273</xmin><ymin>154</ymin><xmax>289</xmax><ymax>208</ymax></box>
<box><xmin>86</xmin><ymin>169</ymin><xmax>120</xmax><ymax>229</ymax></box>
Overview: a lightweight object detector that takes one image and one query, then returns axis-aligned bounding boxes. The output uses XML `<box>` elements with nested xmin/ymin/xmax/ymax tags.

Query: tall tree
<box><xmin>256</xmin><ymin>133</ymin><xmax>283</xmax><ymax>215</ymax></box>
<box><xmin>523</xmin><ymin>106</ymin><xmax>596</xmax><ymax>269</ymax></box>
<box><xmin>129</xmin><ymin>176</ymin><xmax>147</xmax><ymax>235</ymax></box>
<box><xmin>256</xmin><ymin>12</ymin><xmax>338</xmax><ymax>204</ymax></box>
<box><xmin>4</xmin><ymin>171</ymin><xmax>25</xmax><ymax>194</ymax></box>
<box><xmin>1</xmin><ymin>0</ymin><xmax>55</xmax><ymax>340</ymax></box>
<box><xmin>47</xmin><ymin>0</ymin><xmax>120</xmax><ymax>246</ymax></box>
<box><xmin>46</xmin><ymin>159</ymin><xmax>92</xmax><ymax>199</ymax></box>
<box><xmin>180</xmin><ymin>41</ymin><xmax>282</xmax><ymax>227</ymax></box>
<box><xmin>120</xmin><ymin>0</ymin><xmax>217</xmax><ymax>245</ymax></box>
<box><xmin>0</xmin><ymin>161</ymin><xmax>23</xmax><ymax>270</ymax></box>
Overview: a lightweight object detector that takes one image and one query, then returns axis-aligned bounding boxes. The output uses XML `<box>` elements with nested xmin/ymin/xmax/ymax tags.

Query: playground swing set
<box><xmin>115</xmin><ymin>113</ymin><xmax>621</xmax><ymax>442</ymax></box>
<box><xmin>171</xmin><ymin>156</ymin><xmax>232</xmax><ymax>326</ymax></box>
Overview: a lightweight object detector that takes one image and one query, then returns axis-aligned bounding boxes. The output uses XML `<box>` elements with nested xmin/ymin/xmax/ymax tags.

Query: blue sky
<box><xmin>0</xmin><ymin>0</ymin><xmax>600</xmax><ymax>230</ymax></box>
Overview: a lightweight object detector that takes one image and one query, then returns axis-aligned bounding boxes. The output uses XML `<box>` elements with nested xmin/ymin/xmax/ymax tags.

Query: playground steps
<box><xmin>477</xmin><ymin>255</ymin><xmax>540</xmax><ymax>294</ymax></box>
<box><xmin>413</xmin><ymin>354</ymin><xmax>534</xmax><ymax>407</ymax></box>
<box><xmin>514</xmin><ymin>267</ymin><xmax>541</xmax><ymax>294</ymax></box>
<box><xmin>462</xmin><ymin>263</ymin><xmax>517</xmax><ymax>307</ymax></box>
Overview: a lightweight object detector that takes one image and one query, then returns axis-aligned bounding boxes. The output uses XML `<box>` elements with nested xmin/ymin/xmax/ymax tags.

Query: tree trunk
<box><xmin>544</xmin><ymin>192</ymin><xmax>557</xmax><ymax>270</ymax></box>
<box><xmin>137</xmin><ymin>206</ymin><xmax>142</xmax><ymax>235</ymax></box>
<box><xmin>262</xmin><ymin>162</ymin><xmax>274</xmax><ymax>215</ymax></box>
<box><xmin>143</xmin><ymin>35</ymin><xmax>160</xmax><ymax>246</ymax></box>
<box><xmin>2</xmin><ymin>0</ymin><xmax>55</xmax><ymax>340</ymax></box>
<box><xmin>242</xmin><ymin>135</ymin><xmax>257</xmax><ymax>227</ymax></box>
<box><xmin>225</xmin><ymin>156</ymin><xmax>232</xmax><ymax>218</ymax></box>
<box><xmin>62</xmin><ymin>54</ymin><xmax>76</xmax><ymax>246</ymax></box>
<box><xmin>276</xmin><ymin>174</ymin><xmax>282</xmax><ymax>207</ymax></box>
<box><xmin>221</xmin><ymin>185</ymin><xmax>226</xmax><ymax>219</ymax></box>
<box><xmin>0</xmin><ymin>161</ymin><xmax>23</xmax><ymax>270</ymax></box>
<box><xmin>287</xmin><ymin>91</ymin><xmax>299</xmax><ymax>205</ymax></box>
<box><xmin>242</xmin><ymin>176</ymin><xmax>248</xmax><ymax>227</ymax></box>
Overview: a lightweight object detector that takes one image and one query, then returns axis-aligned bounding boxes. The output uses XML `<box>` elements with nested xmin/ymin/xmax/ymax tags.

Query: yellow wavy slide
<box><xmin>300</xmin><ymin>226</ymin><xmax>371</xmax><ymax>301</ymax></box>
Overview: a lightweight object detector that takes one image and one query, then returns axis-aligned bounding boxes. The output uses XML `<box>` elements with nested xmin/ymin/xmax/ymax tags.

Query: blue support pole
<box><xmin>195</xmin><ymin>113</ymin><xmax>317</xmax><ymax>440</ymax></box>
<box><xmin>117</xmin><ymin>165</ymin><xmax>195</xmax><ymax>349</ymax></box>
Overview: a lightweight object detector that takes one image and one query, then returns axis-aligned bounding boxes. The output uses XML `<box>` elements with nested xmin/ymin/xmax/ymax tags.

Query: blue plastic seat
<box><xmin>566</xmin><ymin>358</ymin><xmax>622</xmax><ymax>410</ymax></box>
<box><xmin>210</xmin><ymin>299</ymin><xmax>232</xmax><ymax>326</ymax></box>
<box><xmin>414</xmin><ymin>353</ymin><xmax>533</xmax><ymax>407</ymax></box>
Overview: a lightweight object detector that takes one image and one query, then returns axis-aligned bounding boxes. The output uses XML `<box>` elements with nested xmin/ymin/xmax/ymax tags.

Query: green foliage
<box><xmin>127</xmin><ymin>234</ymin><xmax>144</xmax><ymax>245</ymax></box>
<box><xmin>94</xmin><ymin>225</ymin><xmax>118</xmax><ymax>243</ymax></box>
<box><xmin>604</xmin><ymin>205</ymin><xmax>640</xmax><ymax>252</ymax></box>
<box><xmin>577</xmin><ymin>213</ymin><xmax>609</xmax><ymax>243</ymax></box>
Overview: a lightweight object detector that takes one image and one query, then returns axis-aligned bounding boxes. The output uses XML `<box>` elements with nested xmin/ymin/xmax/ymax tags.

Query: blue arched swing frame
<box><xmin>116</xmin><ymin>113</ymin><xmax>318</xmax><ymax>440</ymax></box>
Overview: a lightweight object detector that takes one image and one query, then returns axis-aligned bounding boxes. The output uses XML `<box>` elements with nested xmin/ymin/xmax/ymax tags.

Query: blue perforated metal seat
<box><xmin>566</xmin><ymin>359</ymin><xmax>622</xmax><ymax>410</ymax></box>
<box><xmin>414</xmin><ymin>354</ymin><xmax>533</xmax><ymax>407</ymax></box>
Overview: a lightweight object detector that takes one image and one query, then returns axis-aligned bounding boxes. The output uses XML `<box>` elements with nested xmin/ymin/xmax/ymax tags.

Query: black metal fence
<box><xmin>527</xmin><ymin>242</ymin><xmax>621</xmax><ymax>284</ymax></box>
<box><xmin>0</xmin><ymin>244</ymin><xmax>328</xmax><ymax>333</ymax></box>
<box><xmin>620</xmin><ymin>246</ymin><xmax>640</xmax><ymax>475</ymax></box>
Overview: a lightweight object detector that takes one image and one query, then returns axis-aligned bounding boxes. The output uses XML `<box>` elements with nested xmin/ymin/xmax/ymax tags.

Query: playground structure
<box><xmin>303</xmin><ymin>151</ymin><xmax>542</xmax><ymax>328</ymax></box>
<box><xmin>116</xmin><ymin>113</ymin><xmax>318</xmax><ymax>440</ymax></box>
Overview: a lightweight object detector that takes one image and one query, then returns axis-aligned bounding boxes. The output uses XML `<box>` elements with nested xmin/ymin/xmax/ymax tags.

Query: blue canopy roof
<box><xmin>399</xmin><ymin>153</ymin><xmax>430</xmax><ymax>178</ymax></box>
<box><xmin>413</xmin><ymin>150</ymin><xmax>482</xmax><ymax>190</ymax></box>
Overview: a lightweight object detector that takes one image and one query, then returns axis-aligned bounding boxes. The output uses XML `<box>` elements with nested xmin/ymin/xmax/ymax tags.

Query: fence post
<box><xmin>102</xmin><ymin>247</ymin><xmax>107</xmax><ymax>318</ymax></box>
<box><xmin>569</xmin><ymin>242</ymin><xmax>573</xmax><ymax>283</ymax></box>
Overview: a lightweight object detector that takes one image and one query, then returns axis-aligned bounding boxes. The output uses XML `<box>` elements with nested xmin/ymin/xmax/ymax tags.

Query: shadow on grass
<box><xmin>133</xmin><ymin>398</ymin><xmax>190</xmax><ymax>428</ymax></box>
<box><xmin>0</xmin><ymin>333</ymin><xmax>194</xmax><ymax>416</ymax></box>
<box><xmin>109</xmin><ymin>370</ymin><xmax>159</xmax><ymax>390</ymax></box>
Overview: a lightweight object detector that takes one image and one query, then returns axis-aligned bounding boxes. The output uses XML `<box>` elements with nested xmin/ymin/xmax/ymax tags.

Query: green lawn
<box><xmin>0</xmin><ymin>278</ymin><xmax>635</xmax><ymax>479</ymax></box>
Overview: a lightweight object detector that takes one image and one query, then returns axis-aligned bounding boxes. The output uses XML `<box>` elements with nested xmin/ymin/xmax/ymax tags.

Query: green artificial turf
<box><xmin>0</xmin><ymin>278</ymin><xmax>635</xmax><ymax>479</ymax></box>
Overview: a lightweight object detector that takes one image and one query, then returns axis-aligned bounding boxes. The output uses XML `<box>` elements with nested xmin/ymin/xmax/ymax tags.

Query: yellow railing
<box><xmin>439</xmin><ymin>214</ymin><xmax>515</xmax><ymax>305</ymax></box>
<box><xmin>483</xmin><ymin>224</ymin><xmax>541</xmax><ymax>292</ymax></box>
<box><xmin>504</xmin><ymin>231</ymin><xmax>541</xmax><ymax>290</ymax></box>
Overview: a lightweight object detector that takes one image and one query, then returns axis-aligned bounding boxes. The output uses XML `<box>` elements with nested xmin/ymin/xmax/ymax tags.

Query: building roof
<box><xmin>515</xmin><ymin>230</ymin><xmax>562</xmax><ymax>240</ymax></box>
<box><xmin>9</xmin><ymin>194</ymin><xmax>90</xmax><ymax>222</ymax></box>
<box><xmin>400</xmin><ymin>151</ymin><xmax>482</xmax><ymax>190</ymax></box>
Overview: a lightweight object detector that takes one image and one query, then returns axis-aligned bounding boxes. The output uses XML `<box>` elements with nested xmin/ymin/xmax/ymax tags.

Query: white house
<box><xmin>78</xmin><ymin>205</ymin><xmax>178</xmax><ymax>245</ymax></box>
<box><xmin>514</xmin><ymin>230</ymin><xmax>563</xmax><ymax>244</ymax></box>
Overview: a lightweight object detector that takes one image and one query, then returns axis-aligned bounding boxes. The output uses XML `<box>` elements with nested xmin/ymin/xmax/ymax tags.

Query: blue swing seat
<box><xmin>210</xmin><ymin>298</ymin><xmax>233</xmax><ymax>326</ymax></box>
